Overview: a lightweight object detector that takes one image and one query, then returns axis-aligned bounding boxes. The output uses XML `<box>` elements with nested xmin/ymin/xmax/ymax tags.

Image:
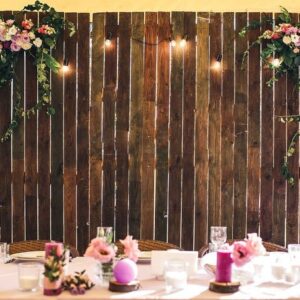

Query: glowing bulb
<box><xmin>179</xmin><ymin>38</ymin><xmax>187</xmax><ymax>48</ymax></box>
<box><xmin>62</xmin><ymin>65</ymin><xmax>69</xmax><ymax>72</ymax></box>
<box><xmin>105</xmin><ymin>39</ymin><xmax>112</xmax><ymax>47</ymax></box>
<box><xmin>170</xmin><ymin>39</ymin><xmax>176</xmax><ymax>47</ymax></box>
<box><xmin>272</xmin><ymin>58</ymin><xmax>282</xmax><ymax>68</ymax></box>
<box><xmin>212</xmin><ymin>61</ymin><xmax>221</xmax><ymax>70</ymax></box>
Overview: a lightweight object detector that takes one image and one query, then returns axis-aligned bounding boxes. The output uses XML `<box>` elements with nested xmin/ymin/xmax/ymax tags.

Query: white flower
<box><xmin>4</xmin><ymin>34</ymin><xmax>11</xmax><ymax>41</ymax></box>
<box><xmin>28</xmin><ymin>32</ymin><xmax>35</xmax><ymax>40</ymax></box>
<box><xmin>8</xmin><ymin>25</ymin><xmax>17</xmax><ymax>36</ymax></box>
<box><xmin>21</xmin><ymin>42</ymin><xmax>32</xmax><ymax>50</ymax></box>
<box><xmin>293</xmin><ymin>48</ymin><xmax>300</xmax><ymax>53</ymax></box>
<box><xmin>291</xmin><ymin>34</ymin><xmax>299</xmax><ymax>43</ymax></box>
<box><xmin>33</xmin><ymin>37</ymin><xmax>42</xmax><ymax>48</ymax></box>
<box><xmin>283</xmin><ymin>35</ymin><xmax>292</xmax><ymax>45</ymax></box>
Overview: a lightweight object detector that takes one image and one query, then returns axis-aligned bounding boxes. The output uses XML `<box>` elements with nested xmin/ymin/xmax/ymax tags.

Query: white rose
<box><xmin>8</xmin><ymin>26</ymin><xmax>17</xmax><ymax>36</ymax></box>
<box><xmin>291</xmin><ymin>34</ymin><xmax>299</xmax><ymax>43</ymax></box>
<box><xmin>283</xmin><ymin>35</ymin><xmax>292</xmax><ymax>45</ymax></box>
<box><xmin>21</xmin><ymin>42</ymin><xmax>32</xmax><ymax>50</ymax></box>
<box><xmin>33</xmin><ymin>37</ymin><xmax>42</xmax><ymax>48</ymax></box>
<box><xmin>4</xmin><ymin>33</ymin><xmax>11</xmax><ymax>41</ymax></box>
<box><xmin>28</xmin><ymin>31</ymin><xmax>35</xmax><ymax>40</ymax></box>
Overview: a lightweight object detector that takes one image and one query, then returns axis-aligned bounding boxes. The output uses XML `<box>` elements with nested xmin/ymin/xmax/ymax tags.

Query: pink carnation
<box><xmin>84</xmin><ymin>237</ymin><xmax>116</xmax><ymax>263</ymax></box>
<box><xmin>231</xmin><ymin>241</ymin><xmax>252</xmax><ymax>267</ymax></box>
<box><xmin>120</xmin><ymin>235</ymin><xmax>140</xmax><ymax>262</ymax></box>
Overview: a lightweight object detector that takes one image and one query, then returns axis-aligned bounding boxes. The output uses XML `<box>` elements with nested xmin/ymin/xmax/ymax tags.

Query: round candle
<box><xmin>113</xmin><ymin>258</ymin><xmax>137</xmax><ymax>284</ymax></box>
<box><xmin>19</xmin><ymin>276</ymin><xmax>39</xmax><ymax>290</ymax></box>
<box><xmin>215</xmin><ymin>250</ymin><xmax>232</xmax><ymax>283</ymax></box>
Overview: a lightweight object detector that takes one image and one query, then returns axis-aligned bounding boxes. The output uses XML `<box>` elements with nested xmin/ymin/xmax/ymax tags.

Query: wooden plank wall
<box><xmin>0</xmin><ymin>11</ymin><xmax>299</xmax><ymax>253</ymax></box>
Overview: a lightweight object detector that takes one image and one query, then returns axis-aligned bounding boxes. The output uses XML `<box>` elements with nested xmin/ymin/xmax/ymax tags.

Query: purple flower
<box><xmin>3</xmin><ymin>41</ymin><xmax>10</xmax><ymax>49</ymax></box>
<box><xmin>10</xmin><ymin>42</ymin><xmax>21</xmax><ymax>52</ymax></box>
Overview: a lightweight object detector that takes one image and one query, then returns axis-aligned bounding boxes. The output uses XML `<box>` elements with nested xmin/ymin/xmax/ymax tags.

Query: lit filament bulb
<box><xmin>179</xmin><ymin>38</ymin><xmax>187</xmax><ymax>48</ymax></box>
<box><xmin>212</xmin><ymin>54</ymin><xmax>222</xmax><ymax>70</ymax></box>
<box><xmin>170</xmin><ymin>39</ymin><xmax>176</xmax><ymax>47</ymax></box>
<box><xmin>105</xmin><ymin>38</ymin><xmax>112</xmax><ymax>47</ymax></box>
<box><xmin>62</xmin><ymin>59</ymin><xmax>69</xmax><ymax>73</ymax></box>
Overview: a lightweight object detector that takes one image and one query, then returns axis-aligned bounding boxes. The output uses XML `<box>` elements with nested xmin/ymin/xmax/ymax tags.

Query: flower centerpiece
<box><xmin>63</xmin><ymin>271</ymin><xmax>95</xmax><ymax>295</ymax></box>
<box><xmin>0</xmin><ymin>1</ymin><xmax>75</xmax><ymax>142</ymax></box>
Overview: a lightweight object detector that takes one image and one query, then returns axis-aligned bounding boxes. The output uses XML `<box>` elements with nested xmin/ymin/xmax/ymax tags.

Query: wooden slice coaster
<box><xmin>209</xmin><ymin>281</ymin><xmax>240</xmax><ymax>293</ymax></box>
<box><xmin>109</xmin><ymin>280</ymin><xmax>140</xmax><ymax>293</ymax></box>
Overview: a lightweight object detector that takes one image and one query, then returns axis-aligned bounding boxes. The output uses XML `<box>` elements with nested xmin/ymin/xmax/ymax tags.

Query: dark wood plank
<box><xmin>195</xmin><ymin>12</ymin><xmax>209</xmax><ymax>250</ymax></box>
<box><xmin>12</xmin><ymin>11</ymin><xmax>24</xmax><ymax>242</ymax></box>
<box><xmin>64</xmin><ymin>13</ymin><xmax>77</xmax><ymax>247</ymax></box>
<box><xmin>208</xmin><ymin>13</ymin><xmax>222</xmax><ymax>230</ymax></box>
<box><xmin>25</xmin><ymin>12</ymin><xmax>38</xmax><ymax>240</ymax></box>
<box><xmin>51</xmin><ymin>12</ymin><xmax>64</xmax><ymax>242</ymax></box>
<box><xmin>129</xmin><ymin>12</ymin><xmax>144</xmax><ymax>239</ymax></box>
<box><xmin>90</xmin><ymin>13</ymin><xmax>104</xmax><ymax>239</ymax></box>
<box><xmin>286</xmin><ymin>13</ymin><xmax>299</xmax><ymax>245</ymax></box>
<box><xmin>38</xmin><ymin>12</ymin><xmax>50</xmax><ymax>240</ymax></box>
<box><xmin>155</xmin><ymin>12</ymin><xmax>170</xmax><ymax>241</ymax></box>
<box><xmin>247</xmin><ymin>13</ymin><xmax>260</xmax><ymax>234</ymax></box>
<box><xmin>182</xmin><ymin>12</ymin><xmax>196</xmax><ymax>250</ymax></box>
<box><xmin>116</xmin><ymin>12</ymin><xmax>131</xmax><ymax>240</ymax></box>
<box><xmin>102</xmin><ymin>13</ymin><xmax>117</xmax><ymax>228</ymax></box>
<box><xmin>168</xmin><ymin>12</ymin><xmax>184</xmax><ymax>246</ymax></box>
<box><xmin>260</xmin><ymin>13</ymin><xmax>273</xmax><ymax>242</ymax></box>
<box><xmin>234</xmin><ymin>13</ymin><xmax>248</xmax><ymax>239</ymax></box>
<box><xmin>77</xmin><ymin>13</ymin><xmax>90</xmax><ymax>254</ymax></box>
<box><xmin>221</xmin><ymin>13</ymin><xmax>234</xmax><ymax>239</ymax></box>
<box><xmin>141</xmin><ymin>12</ymin><xmax>157</xmax><ymax>239</ymax></box>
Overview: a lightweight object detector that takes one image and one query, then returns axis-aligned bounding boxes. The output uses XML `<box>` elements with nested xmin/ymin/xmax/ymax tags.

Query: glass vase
<box><xmin>101</xmin><ymin>261</ymin><xmax>114</xmax><ymax>285</ymax></box>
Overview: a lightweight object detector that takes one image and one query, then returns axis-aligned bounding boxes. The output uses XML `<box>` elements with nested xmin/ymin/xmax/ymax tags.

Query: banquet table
<box><xmin>0</xmin><ymin>256</ymin><xmax>299</xmax><ymax>300</ymax></box>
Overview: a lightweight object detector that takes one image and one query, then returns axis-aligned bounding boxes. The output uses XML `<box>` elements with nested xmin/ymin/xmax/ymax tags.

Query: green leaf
<box><xmin>43</xmin><ymin>53</ymin><xmax>61</xmax><ymax>73</ymax></box>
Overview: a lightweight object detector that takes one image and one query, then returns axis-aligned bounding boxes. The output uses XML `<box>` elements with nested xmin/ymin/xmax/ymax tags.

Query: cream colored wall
<box><xmin>1</xmin><ymin>0</ymin><xmax>300</xmax><ymax>13</ymax></box>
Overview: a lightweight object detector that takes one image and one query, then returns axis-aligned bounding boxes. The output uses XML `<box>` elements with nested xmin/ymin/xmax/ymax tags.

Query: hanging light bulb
<box><xmin>179</xmin><ymin>36</ymin><xmax>187</xmax><ymax>48</ymax></box>
<box><xmin>212</xmin><ymin>54</ymin><xmax>222</xmax><ymax>70</ymax></box>
<box><xmin>105</xmin><ymin>32</ymin><xmax>112</xmax><ymax>47</ymax></box>
<box><xmin>169</xmin><ymin>37</ymin><xmax>176</xmax><ymax>47</ymax></box>
<box><xmin>62</xmin><ymin>58</ymin><xmax>69</xmax><ymax>72</ymax></box>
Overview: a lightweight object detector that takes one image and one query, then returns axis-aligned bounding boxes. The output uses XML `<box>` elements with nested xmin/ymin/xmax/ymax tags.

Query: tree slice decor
<box><xmin>240</xmin><ymin>7</ymin><xmax>300</xmax><ymax>185</ymax></box>
<box><xmin>0</xmin><ymin>1</ymin><xmax>75</xmax><ymax>142</ymax></box>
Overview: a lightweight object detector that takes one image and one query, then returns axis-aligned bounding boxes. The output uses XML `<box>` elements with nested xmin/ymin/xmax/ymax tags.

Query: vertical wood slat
<box><xmin>141</xmin><ymin>12</ymin><xmax>157</xmax><ymax>239</ymax></box>
<box><xmin>64</xmin><ymin>13</ymin><xmax>77</xmax><ymax>247</ymax></box>
<box><xmin>12</xmin><ymin>11</ymin><xmax>24</xmax><ymax>242</ymax></box>
<box><xmin>260</xmin><ymin>12</ymin><xmax>273</xmax><ymax>242</ymax></box>
<box><xmin>77</xmin><ymin>13</ymin><xmax>90</xmax><ymax>254</ymax></box>
<box><xmin>155</xmin><ymin>12</ymin><xmax>170</xmax><ymax>241</ymax></box>
<box><xmin>0</xmin><ymin>11</ymin><xmax>12</xmax><ymax>242</ymax></box>
<box><xmin>102</xmin><ymin>13</ymin><xmax>118</xmax><ymax>228</ymax></box>
<box><xmin>90</xmin><ymin>13</ymin><xmax>104</xmax><ymax>239</ymax></box>
<box><xmin>195</xmin><ymin>12</ymin><xmax>209</xmax><ymax>250</ymax></box>
<box><xmin>273</xmin><ymin>13</ymin><xmax>287</xmax><ymax>246</ymax></box>
<box><xmin>247</xmin><ymin>13</ymin><xmax>261</xmax><ymax>234</ymax></box>
<box><xmin>234</xmin><ymin>13</ymin><xmax>248</xmax><ymax>239</ymax></box>
<box><xmin>182</xmin><ymin>12</ymin><xmax>196</xmax><ymax>250</ymax></box>
<box><xmin>116</xmin><ymin>12</ymin><xmax>131</xmax><ymax>240</ymax></box>
<box><xmin>286</xmin><ymin>13</ymin><xmax>299</xmax><ymax>245</ymax></box>
<box><xmin>38</xmin><ymin>12</ymin><xmax>50</xmax><ymax>240</ymax></box>
<box><xmin>51</xmin><ymin>12</ymin><xmax>64</xmax><ymax>242</ymax></box>
<box><xmin>129</xmin><ymin>12</ymin><xmax>144</xmax><ymax>239</ymax></box>
<box><xmin>168</xmin><ymin>12</ymin><xmax>184</xmax><ymax>246</ymax></box>
<box><xmin>221</xmin><ymin>13</ymin><xmax>234</xmax><ymax>239</ymax></box>
<box><xmin>25</xmin><ymin>12</ymin><xmax>38</xmax><ymax>240</ymax></box>
<box><xmin>208</xmin><ymin>13</ymin><xmax>222</xmax><ymax>229</ymax></box>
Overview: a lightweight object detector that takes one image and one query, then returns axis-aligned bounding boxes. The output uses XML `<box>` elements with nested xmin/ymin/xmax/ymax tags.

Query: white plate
<box><xmin>137</xmin><ymin>251</ymin><xmax>151</xmax><ymax>264</ymax></box>
<box><xmin>11</xmin><ymin>251</ymin><xmax>45</xmax><ymax>261</ymax></box>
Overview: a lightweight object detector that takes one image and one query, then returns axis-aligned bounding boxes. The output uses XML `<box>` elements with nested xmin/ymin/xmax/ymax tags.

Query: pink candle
<box><xmin>215</xmin><ymin>250</ymin><xmax>232</xmax><ymax>283</ymax></box>
<box><xmin>45</xmin><ymin>242</ymin><xmax>63</xmax><ymax>257</ymax></box>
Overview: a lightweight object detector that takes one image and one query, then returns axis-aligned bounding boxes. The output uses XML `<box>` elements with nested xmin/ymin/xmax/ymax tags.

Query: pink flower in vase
<box><xmin>120</xmin><ymin>235</ymin><xmax>140</xmax><ymax>262</ymax></box>
<box><xmin>231</xmin><ymin>241</ymin><xmax>252</xmax><ymax>267</ymax></box>
<box><xmin>84</xmin><ymin>237</ymin><xmax>115</xmax><ymax>263</ymax></box>
<box><xmin>245</xmin><ymin>233</ymin><xmax>266</xmax><ymax>256</ymax></box>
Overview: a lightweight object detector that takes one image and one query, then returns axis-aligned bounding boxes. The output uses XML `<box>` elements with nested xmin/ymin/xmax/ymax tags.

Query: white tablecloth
<box><xmin>0</xmin><ymin>257</ymin><xmax>299</xmax><ymax>299</ymax></box>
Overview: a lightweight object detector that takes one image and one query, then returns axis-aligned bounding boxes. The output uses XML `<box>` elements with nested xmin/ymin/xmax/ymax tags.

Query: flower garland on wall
<box><xmin>0</xmin><ymin>1</ymin><xmax>75</xmax><ymax>142</ymax></box>
<box><xmin>241</xmin><ymin>7</ymin><xmax>300</xmax><ymax>185</ymax></box>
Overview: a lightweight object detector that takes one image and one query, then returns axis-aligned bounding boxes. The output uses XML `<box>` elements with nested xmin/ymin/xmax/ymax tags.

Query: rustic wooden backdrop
<box><xmin>0</xmin><ymin>11</ymin><xmax>299</xmax><ymax>255</ymax></box>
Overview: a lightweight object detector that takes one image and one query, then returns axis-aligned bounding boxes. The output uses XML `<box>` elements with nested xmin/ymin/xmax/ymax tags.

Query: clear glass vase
<box><xmin>101</xmin><ymin>261</ymin><xmax>114</xmax><ymax>285</ymax></box>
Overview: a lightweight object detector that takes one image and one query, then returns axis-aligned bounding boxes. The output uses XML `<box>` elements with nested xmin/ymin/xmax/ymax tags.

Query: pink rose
<box><xmin>271</xmin><ymin>32</ymin><xmax>281</xmax><ymax>40</ymax></box>
<box><xmin>286</xmin><ymin>26</ymin><xmax>299</xmax><ymax>35</ymax></box>
<box><xmin>120</xmin><ymin>235</ymin><xmax>140</xmax><ymax>262</ymax></box>
<box><xmin>231</xmin><ymin>241</ymin><xmax>252</xmax><ymax>267</ymax></box>
<box><xmin>10</xmin><ymin>42</ymin><xmax>21</xmax><ymax>52</ymax></box>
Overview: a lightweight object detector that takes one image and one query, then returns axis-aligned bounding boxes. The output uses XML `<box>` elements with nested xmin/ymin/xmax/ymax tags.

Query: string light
<box><xmin>271</xmin><ymin>58</ymin><xmax>282</xmax><ymax>68</ymax></box>
<box><xmin>169</xmin><ymin>37</ymin><xmax>176</xmax><ymax>47</ymax></box>
<box><xmin>212</xmin><ymin>54</ymin><xmax>222</xmax><ymax>70</ymax></box>
<box><xmin>62</xmin><ymin>58</ymin><xmax>69</xmax><ymax>72</ymax></box>
<box><xmin>105</xmin><ymin>32</ymin><xmax>112</xmax><ymax>47</ymax></box>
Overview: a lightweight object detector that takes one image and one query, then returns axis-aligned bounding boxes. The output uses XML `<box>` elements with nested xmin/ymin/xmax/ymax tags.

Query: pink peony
<box><xmin>245</xmin><ymin>233</ymin><xmax>266</xmax><ymax>256</ymax></box>
<box><xmin>231</xmin><ymin>241</ymin><xmax>252</xmax><ymax>267</ymax></box>
<box><xmin>120</xmin><ymin>235</ymin><xmax>140</xmax><ymax>262</ymax></box>
<box><xmin>84</xmin><ymin>237</ymin><xmax>116</xmax><ymax>263</ymax></box>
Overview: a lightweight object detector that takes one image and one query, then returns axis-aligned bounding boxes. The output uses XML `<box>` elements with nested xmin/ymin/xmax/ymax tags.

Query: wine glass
<box><xmin>96</xmin><ymin>226</ymin><xmax>113</xmax><ymax>244</ymax></box>
<box><xmin>210</xmin><ymin>226</ymin><xmax>227</xmax><ymax>250</ymax></box>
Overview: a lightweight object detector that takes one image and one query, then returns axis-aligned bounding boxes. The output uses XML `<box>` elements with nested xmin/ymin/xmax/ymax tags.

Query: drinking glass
<box><xmin>0</xmin><ymin>242</ymin><xmax>8</xmax><ymax>263</ymax></box>
<box><xmin>210</xmin><ymin>226</ymin><xmax>227</xmax><ymax>250</ymax></box>
<box><xmin>288</xmin><ymin>244</ymin><xmax>300</xmax><ymax>263</ymax></box>
<box><xmin>164</xmin><ymin>260</ymin><xmax>188</xmax><ymax>292</ymax></box>
<box><xmin>96</xmin><ymin>227</ymin><xmax>113</xmax><ymax>243</ymax></box>
<box><xmin>18</xmin><ymin>263</ymin><xmax>40</xmax><ymax>292</ymax></box>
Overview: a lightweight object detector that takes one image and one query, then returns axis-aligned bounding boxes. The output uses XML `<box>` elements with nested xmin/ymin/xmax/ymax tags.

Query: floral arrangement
<box><xmin>0</xmin><ymin>1</ymin><xmax>75</xmax><ymax>142</ymax></box>
<box><xmin>44</xmin><ymin>247</ymin><xmax>66</xmax><ymax>282</ymax></box>
<box><xmin>119</xmin><ymin>235</ymin><xmax>141</xmax><ymax>262</ymax></box>
<box><xmin>63</xmin><ymin>271</ymin><xmax>94</xmax><ymax>295</ymax></box>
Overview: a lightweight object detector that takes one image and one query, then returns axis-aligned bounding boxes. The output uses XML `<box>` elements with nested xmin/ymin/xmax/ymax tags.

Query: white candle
<box><xmin>19</xmin><ymin>276</ymin><xmax>39</xmax><ymax>291</ymax></box>
<box><xmin>165</xmin><ymin>271</ymin><xmax>187</xmax><ymax>290</ymax></box>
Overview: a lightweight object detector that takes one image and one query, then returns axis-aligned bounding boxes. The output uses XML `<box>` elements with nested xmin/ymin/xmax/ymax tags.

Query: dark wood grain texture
<box><xmin>77</xmin><ymin>13</ymin><xmax>90</xmax><ymax>254</ymax></box>
<box><xmin>234</xmin><ymin>13</ymin><xmax>247</xmax><ymax>239</ymax></box>
<box><xmin>155</xmin><ymin>12</ymin><xmax>170</xmax><ymax>241</ymax></box>
<box><xmin>116</xmin><ymin>12</ymin><xmax>131</xmax><ymax>240</ymax></box>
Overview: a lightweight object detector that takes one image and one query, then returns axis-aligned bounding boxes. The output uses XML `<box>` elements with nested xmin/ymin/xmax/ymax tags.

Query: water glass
<box><xmin>18</xmin><ymin>263</ymin><xmax>40</xmax><ymax>292</ymax></box>
<box><xmin>0</xmin><ymin>242</ymin><xmax>8</xmax><ymax>262</ymax></box>
<box><xmin>210</xmin><ymin>226</ymin><xmax>227</xmax><ymax>250</ymax></box>
<box><xmin>96</xmin><ymin>226</ymin><xmax>113</xmax><ymax>243</ymax></box>
<box><xmin>164</xmin><ymin>260</ymin><xmax>188</xmax><ymax>292</ymax></box>
<box><xmin>288</xmin><ymin>244</ymin><xmax>300</xmax><ymax>263</ymax></box>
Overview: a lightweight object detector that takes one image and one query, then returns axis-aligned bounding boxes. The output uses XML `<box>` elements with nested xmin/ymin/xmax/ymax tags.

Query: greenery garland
<box><xmin>241</xmin><ymin>7</ymin><xmax>300</xmax><ymax>186</ymax></box>
<box><xmin>0</xmin><ymin>1</ymin><xmax>75</xmax><ymax>142</ymax></box>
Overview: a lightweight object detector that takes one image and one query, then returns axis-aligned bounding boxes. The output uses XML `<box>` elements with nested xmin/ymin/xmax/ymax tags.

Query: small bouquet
<box><xmin>63</xmin><ymin>271</ymin><xmax>94</xmax><ymax>295</ymax></box>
